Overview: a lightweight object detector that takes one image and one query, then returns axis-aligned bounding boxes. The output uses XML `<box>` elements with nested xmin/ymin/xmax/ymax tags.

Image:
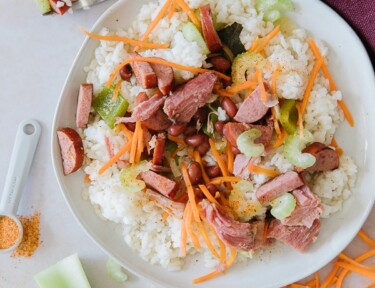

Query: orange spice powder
<box><xmin>0</xmin><ymin>216</ymin><xmax>19</xmax><ymax>249</ymax></box>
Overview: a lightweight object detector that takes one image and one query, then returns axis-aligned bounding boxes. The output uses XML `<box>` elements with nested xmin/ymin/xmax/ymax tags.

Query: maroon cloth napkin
<box><xmin>322</xmin><ymin>0</ymin><xmax>375</xmax><ymax>65</ymax></box>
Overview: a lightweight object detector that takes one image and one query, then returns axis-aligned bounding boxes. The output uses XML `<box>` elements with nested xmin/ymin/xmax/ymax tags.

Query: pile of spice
<box><xmin>0</xmin><ymin>216</ymin><xmax>20</xmax><ymax>249</ymax></box>
<box><xmin>12</xmin><ymin>212</ymin><xmax>41</xmax><ymax>257</ymax></box>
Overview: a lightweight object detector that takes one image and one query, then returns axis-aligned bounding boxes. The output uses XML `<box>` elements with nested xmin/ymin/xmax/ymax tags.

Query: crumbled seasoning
<box><xmin>0</xmin><ymin>216</ymin><xmax>19</xmax><ymax>249</ymax></box>
<box><xmin>11</xmin><ymin>213</ymin><xmax>40</xmax><ymax>257</ymax></box>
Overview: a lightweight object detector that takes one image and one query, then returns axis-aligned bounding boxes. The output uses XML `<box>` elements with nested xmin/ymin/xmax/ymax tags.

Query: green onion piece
<box><xmin>106</xmin><ymin>258</ymin><xmax>128</xmax><ymax>283</ymax></box>
<box><xmin>182</xmin><ymin>22</ymin><xmax>210</xmax><ymax>55</ymax></box>
<box><xmin>236</xmin><ymin>128</ymin><xmax>265</xmax><ymax>157</ymax></box>
<box><xmin>231</xmin><ymin>52</ymin><xmax>267</xmax><ymax>84</ymax></box>
<box><xmin>279</xmin><ymin>99</ymin><xmax>298</xmax><ymax>134</ymax></box>
<box><xmin>34</xmin><ymin>254</ymin><xmax>91</xmax><ymax>288</ymax></box>
<box><xmin>92</xmin><ymin>87</ymin><xmax>129</xmax><ymax>129</ymax></box>
<box><xmin>270</xmin><ymin>193</ymin><xmax>296</xmax><ymax>219</ymax></box>
<box><xmin>283</xmin><ymin>130</ymin><xmax>316</xmax><ymax>169</ymax></box>
<box><xmin>119</xmin><ymin>160</ymin><xmax>150</xmax><ymax>192</ymax></box>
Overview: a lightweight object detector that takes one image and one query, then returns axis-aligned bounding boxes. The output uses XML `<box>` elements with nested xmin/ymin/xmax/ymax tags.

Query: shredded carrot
<box><xmin>111</xmin><ymin>80</ymin><xmax>122</xmax><ymax>102</ymax></box>
<box><xmin>214</xmin><ymin>88</ymin><xmax>235</xmax><ymax>97</ymax></box>
<box><xmin>168</xmin><ymin>0</ymin><xmax>176</xmax><ymax>19</ymax></box>
<box><xmin>339</xmin><ymin>253</ymin><xmax>375</xmax><ymax>270</ymax></box>
<box><xmin>226</xmin><ymin>247</ymin><xmax>237</xmax><ymax>268</ymax></box>
<box><xmin>194</xmin><ymin>151</ymin><xmax>210</xmax><ymax>184</ymax></box>
<box><xmin>208</xmin><ymin>139</ymin><xmax>229</xmax><ymax>177</ymax></box>
<box><xmin>185</xmin><ymin>203</ymin><xmax>201</xmax><ymax>249</ymax></box>
<box><xmin>252</xmin><ymin>25</ymin><xmax>280</xmax><ymax>53</ymax></box>
<box><xmin>271</xmin><ymin>107</ymin><xmax>281</xmax><ymax>135</ymax></box>
<box><xmin>289</xmin><ymin>284</ymin><xmax>309</xmax><ymax>288</ymax></box>
<box><xmin>174</xmin><ymin>0</ymin><xmax>201</xmax><ymax>30</ymax></box>
<box><xmin>129</xmin><ymin>121</ymin><xmax>141</xmax><ymax>164</ymax></box>
<box><xmin>135</xmin><ymin>124</ymin><xmax>144</xmax><ymax>163</ymax></box>
<box><xmin>167</xmin><ymin>134</ymin><xmax>186</xmax><ymax>145</ymax></box>
<box><xmin>320</xmin><ymin>264</ymin><xmax>340</xmax><ymax>288</ymax></box>
<box><xmin>99</xmin><ymin>141</ymin><xmax>132</xmax><ymax>174</ymax></box>
<box><xmin>359</xmin><ymin>230</ymin><xmax>375</xmax><ymax>247</ymax></box>
<box><xmin>225</xmin><ymin>79</ymin><xmax>257</xmax><ymax>94</ymax></box>
<box><xmin>335</xmin><ymin>261</ymin><xmax>375</xmax><ymax>280</ymax></box>
<box><xmin>107</xmin><ymin>57</ymin><xmax>231</xmax><ymax>87</ymax></box>
<box><xmin>272</xmin><ymin>65</ymin><xmax>282</xmax><ymax>95</ymax></box>
<box><xmin>197</xmin><ymin>221</ymin><xmax>220</xmax><ymax>258</ymax></box>
<box><xmin>249</xmin><ymin>164</ymin><xmax>280</xmax><ymax>177</ymax></box>
<box><xmin>300</xmin><ymin>57</ymin><xmax>324</xmax><ymax>116</ymax></box>
<box><xmin>84</xmin><ymin>174</ymin><xmax>91</xmax><ymax>183</ymax></box>
<box><xmin>226</xmin><ymin>141</ymin><xmax>234</xmax><ymax>174</ymax></box>
<box><xmin>198</xmin><ymin>185</ymin><xmax>222</xmax><ymax>208</ymax></box>
<box><xmin>171</xmin><ymin>144</ymin><xmax>187</xmax><ymax>158</ymax></box>
<box><xmin>305</xmin><ymin>278</ymin><xmax>316</xmax><ymax>287</ymax></box>
<box><xmin>162</xmin><ymin>211</ymin><xmax>170</xmax><ymax>222</ymax></box>
<box><xmin>255</xmin><ymin>69</ymin><xmax>267</xmax><ymax>103</ymax></box>
<box><xmin>209</xmin><ymin>176</ymin><xmax>241</xmax><ymax>185</ymax></box>
<box><xmin>180</xmin><ymin>203</ymin><xmax>189</xmax><ymax>256</ymax></box>
<box><xmin>204</xmin><ymin>220</ymin><xmax>226</xmax><ymax>264</ymax></box>
<box><xmin>337</xmin><ymin>100</ymin><xmax>355</xmax><ymax>127</ymax></box>
<box><xmin>119</xmin><ymin>123</ymin><xmax>134</xmax><ymax>140</ymax></box>
<box><xmin>192</xmin><ymin>270</ymin><xmax>224</xmax><ymax>284</ymax></box>
<box><xmin>273</xmin><ymin>128</ymin><xmax>287</xmax><ymax>148</ymax></box>
<box><xmin>181</xmin><ymin>163</ymin><xmax>201</xmax><ymax>223</ymax></box>
<box><xmin>187</xmin><ymin>146</ymin><xmax>195</xmax><ymax>158</ymax></box>
<box><xmin>249</xmin><ymin>36</ymin><xmax>259</xmax><ymax>52</ymax></box>
<box><xmin>330</xmin><ymin>138</ymin><xmax>343</xmax><ymax>156</ymax></box>
<box><xmin>135</xmin><ymin>0</ymin><xmax>172</xmax><ymax>51</ymax></box>
<box><xmin>80</xmin><ymin>28</ymin><xmax>169</xmax><ymax>49</ymax></box>
<box><xmin>314</xmin><ymin>272</ymin><xmax>320</xmax><ymax>287</ymax></box>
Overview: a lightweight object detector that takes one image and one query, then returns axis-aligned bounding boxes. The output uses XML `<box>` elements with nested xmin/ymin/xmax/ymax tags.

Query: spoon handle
<box><xmin>0</xmin><ymin>119</ymin><xmax>41</xmax><ymax>214</ymax></box>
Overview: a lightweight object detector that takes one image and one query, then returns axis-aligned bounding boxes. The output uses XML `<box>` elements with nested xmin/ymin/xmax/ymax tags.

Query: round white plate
<box><xmin>51</xmin><ymin>0</ymin><xmax>375</xmax><ymax>287</ymax></box>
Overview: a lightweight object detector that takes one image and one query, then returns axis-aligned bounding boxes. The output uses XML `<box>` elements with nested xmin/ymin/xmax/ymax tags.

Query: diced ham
<box><xmin>142</xmin><ymin>110</ymin><xmax>172</xmax><ymax>131</ymax></box>
<box><xmin>202</xmin><ymin>200</ymin><xmax>260</xmax><ymax>251</ymax></box>
<box><xmin>234</xmin><ymin>86</ymin><xmax>269</xmax><ymax>123</ymax></box>
<box><xmin>163</xmin><ymin>73</ymin><xmax>218</xmax><ymax>123</ymax></box>
<box><xmin>252</xmin><ymin>220</ymin><xmax>274</xmax><ymax>251</ymax></box>
<box><xmin>128</xmin><ymin>52</ymin><xmax>157</xmax><ymax>89</ymax></box>
<box><xmin>132</xmin><ymin>95</ymin><xmax>166</xmax><ymax>121</ymax></box>
<box><xmin>57</xmin><ymin>128</ymin><xmax>84</xmax><ymax>175</ymax></box>
<box><xmin>200</xmin><ymin>4</ymin><xmax>223</xmax><ymax>52</ymax></box>
<box><xmin>76</xmin><ymin>83</ymin><xmax>93</xmax><ymax>128</ymax></box>
<box><xmin>140</xmin><ymin>170</ymin><xmax>178</xmax><ymax>198</ymax></box>
<box><xmin>233</xmin><ymin>154</ymin><xmax>252</xmax><ymax>179</ymax></box>
<box><xmin>256</xmin><ymin>171</ymin><xmax>304</xmax><ymax>203</ymax></box>
<box><xmin>152</xmin><ymin>133</ymin><xmax>166</xmax><ymax>165</ymax></box>
<box><xmin>267</xmin><ymin>219</ymin><xmax>321</xmax><ymax>252</ymax></box>
<box><xmin>145</xmin><ymin>189</ymin><xmax>185</xmax><ymax>218</ymax></box>
<box><xmin>134</xmin><ymin>91</ymin><xmax>149</xmax><ymax>106</ymax></box>
<box><xmin>150</xmin><ymin>61</ymin><xmax>174</xmax><ymax>95</ymax></box>
<box><xmin>282</xmin><ymin>184</ymin><xmax>323</xmax><ymax>228</ymax></box>
<box><xmin>303</xmin><ymin>142</ymin><xmax>340</xmax><ymax>172</ymax></box>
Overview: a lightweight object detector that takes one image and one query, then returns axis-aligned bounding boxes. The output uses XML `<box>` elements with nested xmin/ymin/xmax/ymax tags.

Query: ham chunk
<box><xmin>132</xmin><ymin>95</ymin><xmax>166</xmax><ymax>121</ymax></box>
<box><xmin>150</xmin><ymin>61</ymin><xmax>174</xmax><ymax>95</ymax></box>
<box><xmin>140</xmin><ymin>170</ymin><xmax>178</xmax><ymax>198</ymax></box>
<box><xmin>128</xmin><ymin>52</ymin><xmax>157</xmax><ymax>89</ymax></box>
<box><xmin>234</xmin><ymin>86</ymin><xmax>269</xmax><ymax>123</ymax></box>
<box><xmin>142</xmin><ymin>110</ymin><xmax>172</xmax><ymax>132</ymax></box>
<box><xmin>152</xmin><ymin>133</ymin><xmax>166</xmax><ymax>165</ymax></box>
<box><xmin>76</xmin><ymin>84</ymin><xmax>93</xmax><ymax>128</ymax></box>
<box><xmin>267</xmin><ymin>219</ymin><xmax>321</xmax><ymax>252</ymax></box>
<box><xmin>163</xmin><ymin>73</ymin><xmax>218</xmax><ymax>123</ymax></box>
<box><xmin>256</xmin><ymin>171</ymin><xmax>304</xmax><ymax>203</ymax></box>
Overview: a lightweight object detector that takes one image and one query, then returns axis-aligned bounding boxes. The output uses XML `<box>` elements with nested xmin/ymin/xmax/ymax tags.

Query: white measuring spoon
<box><xmin>0</xmin><ymin>119</ymin><xmax>41</xmax><ymax>253</ymax></box>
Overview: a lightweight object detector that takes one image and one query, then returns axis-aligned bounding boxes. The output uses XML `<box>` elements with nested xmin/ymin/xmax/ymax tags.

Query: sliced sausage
<box><xmin>128</xmin><ymin>52</ymin><xmax>157</xmax><ymax>89</ymax></box>
<box><xmin>163</xmin><ymin>72</ymin><xmax>218</xmax><ymax>123</ymax></box>
<box><xmin>140</xmin><ymin>171</ymin><xmax>178</xmax><ymax>199</ymax></box>
<box><xmin>303</xmin><ymin>142</ymin><xmax>339</xmax><ymax>172</ymax></box>
<box><xmin>256</xmin><ymin>171</ymin><xmax>304</xmax><ymax>203</ymax></box>
<box><xmin>153</xmin><ymin>133</ymin><xmax>166</xmax><ymax>166</ymax></box>
<box><xmin>200</xmin><ymin>4</ymin><xmax>223</xmax><ymax>52</ymax></box>
<box><xmin>209</xmin><ymin>56</ymin><xmax>231</xmax><ymax>72</ymax></box>
<box><xmin>234</xmin><ymin>86</ymin><xmax>269</xmax><ymax>123</ymax></box>
<box><xmin>150</xmin><ymin>61</ymin><xmax>174</xmax><ymax>95</ymax></box>
<box><xmin>76</xmin><ymin>83</ymin><xmax>93</xmax><ymax>128</ymax></box>
<box><xmin>49</xmin><ymin>0</ymin><xmax>70</xmax><ymax>15</ymax></box>
<box><xmin>57</xmin><ymin>128</ymin><xmax>84</xmax><ymax>175</ymax></box>
<box><xmin>132</xmin><ymin>95</ymin><xmax>166</xmax><ymax>121</ymax></box>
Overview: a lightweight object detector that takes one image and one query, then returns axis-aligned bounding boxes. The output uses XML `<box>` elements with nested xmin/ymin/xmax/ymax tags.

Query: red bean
<box><xmin>209</xmin><ymin>56</ymin><xmax>231</xmax><ymax>72</ymax></box>
<box><xmin>120</xmin><ymin>64</ymin><xmax>132</xmax><ymax>81</ymax></box>
<box><xmin>168</xmin><ymin>123</ymin><xmax>187</xmax><ymax>136</ymax></box>
<box><xmin>206</xmin><ymin>184</ymin><xmax>218</xmax><ymax>196</ymax></box>
<box><xmin>215</xmin><ymin>121</ymin><xmax>225</xmax><ymax>134</ymax></box>
<box><xmin>205</xmin><ymin>165</ymin><xmax>221</xmax><ymax>178</ymax></box>
<box><xmin>221</xmin><ymin>97</ymin><xmax>238</xmax><ymax>118</ymax></box>
<box><xmin>197</xmin><ymin>141</ymin><xmax>210</xmax><ymax>156</ymax></box>
<box><xmin>194</xmin><ymin>187</ymin><xmax>204</xmax><ymax>199</ymax></box>
<box><xmin>184</xmin><ymin>126</ymin><xmax>197</xmax><ymax>136</ymax></box>
<box><xmin>192</xmin><ymin>108</ymin><xmax>208</xmax><ymax>125</ymax></box>
<box><xmin>185</xmin><ymin>134</ymin><xmax>208</xmax><ymax>147</ymax></box>
<box><xmin>188</xmin><ymin>161</ymin><xmax>202</xmax><ymax>185</ymax></box>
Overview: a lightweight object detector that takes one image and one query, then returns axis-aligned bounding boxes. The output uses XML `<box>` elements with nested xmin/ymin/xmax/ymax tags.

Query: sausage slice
<box><xmin>76</xmin><ymin>84</ymin><xmax>93</xmax><ymax>128</ymax></box>
<box><xmin>234</xmin><ymin>86</ymin><xmax>269</xmax><ymax>123</ymax></box>
<box><xmin>57</xmin><ymin>128</ymin><xmax>84</xmax><ymax>175</ymax></box>
<box><xmin>200</xmin><ymin>4</ymin><xmax>223</xmax><ymax>52</ymax></box>
<box><xmin>128</xmin><ymin>52</ymin><xmax>157</xmax><ymax>89</ymax></box>
<box><xmin>303</xmin><ymin>142</ymin><xmax>340</xmax><ymax>172</ymax></box>
<box><xmin>140</xmin><ymin>171</ymin><xmax>178</xmax><ymax>198</ymax></box>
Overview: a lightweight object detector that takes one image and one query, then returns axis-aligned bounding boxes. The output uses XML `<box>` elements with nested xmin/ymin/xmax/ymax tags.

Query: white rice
<box><xmin>82</xmin><ymin>0</ymin><xmax>357</xmax><ymax>271</ymax></box>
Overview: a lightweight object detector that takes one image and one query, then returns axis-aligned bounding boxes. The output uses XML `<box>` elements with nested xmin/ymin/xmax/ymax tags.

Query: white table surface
<box><xmin>0</xmin><ymin>1</ymin><xmax>374</xmax><ymax>288</ymax></box>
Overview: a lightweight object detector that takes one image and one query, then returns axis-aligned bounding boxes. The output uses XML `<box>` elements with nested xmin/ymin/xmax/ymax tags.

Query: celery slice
<box><xmin>283</xmin><ymin>130</ymin><xmax>316</xmax><ymax>169</ymax></box>
<box><xmin>182</xmin><ymin>22</ymin><xmax>210</xmax><ymax>55</ymax></box>
<box><xmin>256</xmin><ymin>0</ymin><xmax>294</xmax><ymax>22</ymax></box>
<box><xmin>236</xmin><ymin>128</ymin><xmax>265</xmax><ymax>157</ymax></box>
<box><xmin>106</xmin><ymin>258</ymin><xmax>128</xmax><ymax>283</ymax></box>
<box><xmin>34</xmin><ymin>254</ymin><xmax>91</xmax><ymax>288</ymax></box>
<box><xmin>119</xmin><ymin>160</ymin><xmax>150</xmax><ymax>193</ymax></box>
<box><xmin>231</xmin><ymin>52</ymin><xmax>267</xmax><ymax>84</ymax></box>
<box><xmin>270</xmin><ymin>193</ymin><xmax>296</xmax><ymax>219</ymax></box>
<box><xmin>279</xmin><ymin>99</ymin><xmax>298</xmax><ymax>134</ymax></box>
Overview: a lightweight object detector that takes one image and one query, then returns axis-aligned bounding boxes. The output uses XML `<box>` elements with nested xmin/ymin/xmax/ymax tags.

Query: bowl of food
<box><xmin>51</xmin><ymin>0</ymin><xmax>375</xmax><ymax>287</ymax></box>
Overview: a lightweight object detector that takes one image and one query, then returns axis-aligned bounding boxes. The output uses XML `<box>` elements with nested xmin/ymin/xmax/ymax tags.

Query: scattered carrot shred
<box><xmin>249</xmin><ymin>36</ymin><xmax>259</xmax><ymax>52</ymax></box>
<box><xmin>174</xmin><ymin>0</ymin><xmax>201</xmax><ymax>30</ymax></box>
<box><xmin>168</xmin><ymin>0</ymin><xmax>176</xmax><ymax>19</ymax></box>
<box><xmin>186</xmin><ymin>203</ymin><xmax>201</xmax><ymax>249</ymax></box>
<box><xmin>162</xmin><ymin>211</ymin><xmax>170</xmax><ymax>222</ymax></box>
<box><xmin>192</xmin><ymin>270</ymin><xmax>224</xmax><ymax>284</ymax></box>
<box><xmin>337</xmin><ymin>100</ymin><xmax>355</xmax><ymax>127</ymax></box>
<box><xmin>359</xmin><ymin>230</ymin><xmax>375</xmax><ymax>247</ymax></box>
<box><xmin>198</xmin><ymin>185</ymin><xmax>222</xmax><ymax>208</ymax></box>
<box><xmin>84</xmin><ymin>174</ymin><xmax>91</xmax><ymax>183</ymax></box>
<box><xmin>252</xmin><ymin>25</ymin><xmax>280</xmax><ymax>53</ymax></box>
<box><xmin>314</xmin><ymin>272</ymin><xmax>320</xmax><ymax>287</ymax></box>
<box><xmin>330</xmin><ymin>137</ymin><xmax>343</xmax><ymax>156</ymax></box>
<box><xmin>171</xmin><ymin>143</ymin><xmax>187</xmax><ymax>158</ymax></box>
<box><xmin>249</xmin><ymin>164</ymin><xmax>280</xmax><ymax>177</ymax></box>
<box><xmin>135</xmin><ymin>0</ymin><xmax>172</xmax><ymax>51</ymax></box>
<box><xmin>129</xmin><ymin>121</ymin><xmax>141</xmax><ymax>164</ymax></box>
<box><xmin>112</xmin><ymin>80</ymin><xmax>122</xmax><ymax>102</ymax></box>
<box><xmin>335</xmin><ymin>261</ymin><xmax>375</xmax><ymax>279</ymax></box>
<box><xmin>273</xmin><ymin>128</ymin><xmax>287</xmax><ymax>148</ymax></box>
<box><xmin>180</xmin><ymin>203</ymin><xmax>189</xmax><ymax>256</ymax></box>
<box><xmin>255</xmin><ymin>69</ymin><xmax>267</xmax><ymax>103</ymax></box>
<box><xmin>226</xmin><ymin>248</ymin><xmax>237</xmax><ymax>268</ymax></box>
<box><xmin>119</xmin><ymin>123</ymin><xmax>134</xmax><ymax>140</ymax></box>
<box><xmin>209</xmin><ymin>176</ymin><xmax>241</xmax><ymax>185</ymax></box>
<box><xmin>167</xmin><ymin>134</ymin><xmax>185</xmax><ymax>145</ymax></box>
<box><xmin>181</xmin><ymin>163</ymin><xmax>201</xmax><ymax>223</ymax></box>
<box><xmin>225</xmin><ymin>79</ymin><xmax>257</xmax><ymax>94</ymax></box>
<box><xmin>272</xmin><ymin>65</ymin><xmax>282</xmax><ymax>95</ymax></box>
<box><xmin>99</xmin><ymin>141</ymin><xmax>132</xmax><ymax>174</ymax></box>
<box><xmin>80</xmin><ymin>28</ymin><xmax>169</xmax><ymax>49</ymax></box>
<box><xmin>106</xmin><ymin>57</ymin><xmax>231</xmax><ymax>87</ymax></box>
<box><xmin>209</xmin><ymin>139</ymin><xmax>229</xmax><ymax>177</ymax></box>
<box><xmin>197</xmin><ymin>220</ymin><xmax>220</xmax><ymax>259</ymax></box>
<box><xmin>214</xmin><ymin>88</ymin><xmax>235</xmax><ymax>97</ymax></box>
<box><xmin>194</xmin><ymin>150</ymin><xmax>210</xmax><ymax>184</ymax></box>
<box><xmin>226</xmin><ymin>141</ymin><xmax>234</xmax><ymax>174</ymax></box>
<box><xmin>135</xmin><ymin>124</ymin><xmax>144</xmax><ymax>163</ymax></box>
<box><xmin>271</xmin><ymin>107</ymin><xmax>281</xmax><ymax>136</ymax></box>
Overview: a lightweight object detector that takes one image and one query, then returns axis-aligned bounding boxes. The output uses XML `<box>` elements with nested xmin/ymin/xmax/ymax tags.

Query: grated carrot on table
<box><xmin>252</xmin><ymin>25</ymin><xmax>280</xmax><ymax>53</ymax></box>
<box><xmin>249</xmin><ymin>164</ymin><xmax>280</xmax><ymax>177</ymax></box>
<box><xmin>112</xmin><ymin>79</ymin><xmax>122</xmax><ymax>102</ymax></box>
<box><xmin>181</xmin><ymin>163</ymin><xmax>201</xmax><ymax>222</ymax></box>
<box><xmin>359</xmin><ymin>230</ymin><xmax>375</xmax><ymax>247</ymax></box>
<box><xmin>209</xmin><ymin>176</ymin><xmax>241</xmax><ymax>185</ymax></box>
<box><xmin>320</xmin><ymin>264</ymin><xmax>340</xmax><ymax>288</ymax></box>
<box><xmin>335</xmin><ymin>261</ymin><xmax>375</xmax><ymax>280</ymax></box>
<box><xmin>314</xmin><ymin>272</ymin><xmax>320</xmax><ymax>287</ymax></box>
<box><xmin>337</xmin><ymin>100</ymin><xmax>354</xmax><ymax>127</ymax></box>
<box><xmin>135</xmin><ymin>0</ymin><xmax>172</xmax><ymax>51</ymax></box>
<box><xmin>338</xmin><ymin>253</ymin><xmax>375</xmax><ymax>270</ymax></box>
<box><xmin>80</xmin><ymin>28</ymin><xmax>169</xmax><ymax>49</ymax></box>
<box><xmin>192</xmin><ymin>270</ymin><xmax>224</xmax><ymax>284</ymax></box>
<box><xmin>174</xmin><ymin>0</ymin><xmax>201</xmax><ymax>30</ymax></box>
<box><xmin>209</xmin><ymin>139</ymin><xmax>229</xmax><ymax>177</ymax></box>
<box><xmin>194</xmin><ymin>150</ymin><xmax>210</xmax><ymax>184</ymax></box>
<box><xmin>98</xmin><ymin>141</ymin><xmax>132</xmax><ymax>174</ymax></box>
<box><xmin>214</xmin><ymin>88</ymin><xmax>235</xmax><ymax>97</ymax></box>
<box><xmin>106</xmin><ymin>57</ymin><xmax>231</xmax><ymax>87</ymax></box>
